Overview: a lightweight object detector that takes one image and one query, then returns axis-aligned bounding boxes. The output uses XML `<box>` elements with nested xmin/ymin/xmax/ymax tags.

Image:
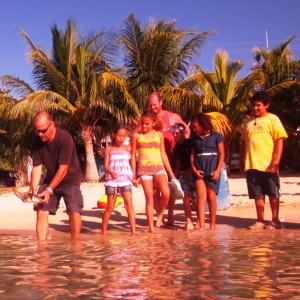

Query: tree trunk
<box><xmin>82</xmin><ymin>126</ymin><xmax>99</xmax><ymax>182</ymax></box>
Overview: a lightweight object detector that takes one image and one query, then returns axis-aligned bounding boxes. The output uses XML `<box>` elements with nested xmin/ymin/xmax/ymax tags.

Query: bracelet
<box><xmin>46</xmin><ymin>187</ymin><xmax>54</xmax><ymax>195</ymax></box>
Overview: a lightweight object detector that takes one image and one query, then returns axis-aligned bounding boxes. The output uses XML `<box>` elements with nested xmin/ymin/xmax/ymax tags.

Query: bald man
<box><xmin>134</xmin><ymin>92</ymin><xmax>190</xmax><ymax>135</ymax></box>
<box><xmin>30</xmin><ymin>111</ymin><xmax>83</xmax><ymax>240</ymax></box>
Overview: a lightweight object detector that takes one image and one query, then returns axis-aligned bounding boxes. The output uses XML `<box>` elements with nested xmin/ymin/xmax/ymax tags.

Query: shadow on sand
<box><xmin>49</xmin><ymin>203</ymin><xmax>300</xmax><ymax>236</ymax></box>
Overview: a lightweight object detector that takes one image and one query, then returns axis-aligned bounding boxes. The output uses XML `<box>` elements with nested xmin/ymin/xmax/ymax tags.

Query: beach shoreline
<box><xmin>0</xmin><ymin>170</ymin><xmax>299</xmax><ymax>237</ymax></box>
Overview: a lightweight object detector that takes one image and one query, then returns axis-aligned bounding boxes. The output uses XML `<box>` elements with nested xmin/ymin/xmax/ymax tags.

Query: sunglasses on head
<box><xmin>35</xmin><ymin>122</ymin><xmax>52</xmax><ymax>134</ymax></box>
<box><xmin>170</xmin><ymin>124</ymin><xmax>186</xmax><ymax>133</ymax></box>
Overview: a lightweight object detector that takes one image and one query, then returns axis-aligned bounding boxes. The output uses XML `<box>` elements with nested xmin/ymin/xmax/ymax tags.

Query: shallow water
<box><xmin>1</xmin><ymin>228</ymin><xmax>300</xmax><ymax>299</ymax></box>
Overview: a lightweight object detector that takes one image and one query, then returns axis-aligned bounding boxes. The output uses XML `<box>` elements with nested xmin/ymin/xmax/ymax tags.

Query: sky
<box><xmin>1</xmin><ymin>0</ymin><xmax>300</xmax><ymax>88</ymax></box>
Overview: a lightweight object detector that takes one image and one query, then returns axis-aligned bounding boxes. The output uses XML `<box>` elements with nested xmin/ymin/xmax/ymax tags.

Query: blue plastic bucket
<box><xmin>216</xmin><ymin>164</ymin><xmax>231</xmax><ymax>210</ymax></box>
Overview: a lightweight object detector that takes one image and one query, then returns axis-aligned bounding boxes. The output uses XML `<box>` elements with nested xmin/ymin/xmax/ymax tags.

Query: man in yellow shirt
<box><xmin>240</xmin><ymin>92</ymin><xmax>288</xmax><ymax>229</ymax></box>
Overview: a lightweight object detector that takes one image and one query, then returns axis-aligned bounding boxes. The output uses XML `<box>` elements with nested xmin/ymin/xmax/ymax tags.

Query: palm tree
<box><xmin>253</xmin><ymin>37</ymin><xmax>296</xmax><ymax>86</ymax></box>
<box><xmin>120</xmin><ymin>13</ymin><xmax>214</xmax><ymax>121</ymax></box>
<box><xmin>191</xmin><ymin>50</ymin><xmax>257</xmax><ymax>114</ymax></box>
<box><xmin>184</xmin><ymin>50</ymin><xmax>260</xmax><ymax>164</ymax></box>
<box><xmin>0</xmin><ymin>86</ymin><xmax>34</xmax><ymax>183</ymax></box>
<box><xmin>252</xmin><ymin>37</ymin><xmax>300</xmax><ymax>126</ymax></box>
<box><xmin>0</xmin><ymin>19</ymin><xmax>139</xmax><ymax>182</ymax></box>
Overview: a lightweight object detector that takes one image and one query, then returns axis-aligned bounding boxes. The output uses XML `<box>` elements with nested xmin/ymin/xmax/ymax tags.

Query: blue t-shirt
<box><xmin>190</xmin><ymin>131</ymin><xmax>223</xmax><ymax>155</ymax></box>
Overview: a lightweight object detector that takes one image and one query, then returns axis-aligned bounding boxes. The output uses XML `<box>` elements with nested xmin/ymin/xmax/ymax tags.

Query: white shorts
<box><xmin>140</xmin><ymin>170</ymin><xmax>167</xmax><ymax>181</ymax></box>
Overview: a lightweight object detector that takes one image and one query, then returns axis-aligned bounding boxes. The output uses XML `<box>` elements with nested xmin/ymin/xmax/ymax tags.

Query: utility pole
<box><xmin>266</xmin><ymin>30</ymin><xmax>269</xmax><ymax>50</ymax></box>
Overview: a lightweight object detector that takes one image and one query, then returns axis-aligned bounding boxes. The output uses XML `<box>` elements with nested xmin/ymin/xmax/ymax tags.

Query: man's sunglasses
<box><xmin>35</xmin><ymin>122</ymin><xmax>52</xmax><ymax>134</ymax></box>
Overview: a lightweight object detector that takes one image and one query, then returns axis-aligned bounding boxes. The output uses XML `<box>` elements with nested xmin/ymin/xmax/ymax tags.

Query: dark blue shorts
<box><xmin>179</xmin><ymin>171</ymin><xmax>195</xmax><ymax>194</ymax></box>
<box><xmin>246</xmin><ymin>169</ymin><xmax>280</xmax><ymax>199</ymax></box>
<box><xmin>34</xmin><ymin>183</ymin><xmax>84</xmax><ymax>215</ymax></box>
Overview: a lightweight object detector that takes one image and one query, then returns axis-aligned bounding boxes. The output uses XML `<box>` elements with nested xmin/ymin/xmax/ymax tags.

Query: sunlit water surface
<box><xmin>1</xmin><ymin>228</ymin><xmax>300</xmax><ymax>299</ymax></box>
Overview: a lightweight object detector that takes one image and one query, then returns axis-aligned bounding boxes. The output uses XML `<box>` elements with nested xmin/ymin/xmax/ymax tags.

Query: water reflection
<box><xmin>0</xmin><ymin>228</ymin><xmax>300</xmax><ymax>299</ymax></box>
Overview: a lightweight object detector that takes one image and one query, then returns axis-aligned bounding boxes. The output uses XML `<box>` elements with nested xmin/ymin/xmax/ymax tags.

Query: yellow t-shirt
<box><xmin>240</xmin><ymin>113</ymin><xmax>288</xmax><ymax>172</ymax></box>
<box><xmin>137</xmin><ymin>131</ymin><xmax>165</xmax><ymax>176</ymax></box>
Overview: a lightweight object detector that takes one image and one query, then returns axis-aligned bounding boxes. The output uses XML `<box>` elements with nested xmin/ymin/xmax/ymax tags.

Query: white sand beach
<box><xmin>0</xmin><ymin>170</ymin><xmax>299</xmax><ymax>236</ymax></box>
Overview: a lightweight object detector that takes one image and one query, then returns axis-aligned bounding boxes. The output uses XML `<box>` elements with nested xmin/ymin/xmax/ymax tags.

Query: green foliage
<box><xmin>121</xmin><ymin>13</ymin><xmax>214</xmax><ymax>118</ymax></box>
<box><xmin>0</xmin><ymin>16</ymin><xmax>299</xmax><ymax>172</ymax></box>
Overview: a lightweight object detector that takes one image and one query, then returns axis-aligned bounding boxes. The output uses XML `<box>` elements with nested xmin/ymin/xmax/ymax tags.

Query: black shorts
<box><xmin>34</xmin><ymin>183</ymin><xmax>84</xmax><ymax>215</ymax></box>
<box><xmin>246</xmin><ymin>169</ymin><xmax>280</xmax><ymax>199</ymax></box>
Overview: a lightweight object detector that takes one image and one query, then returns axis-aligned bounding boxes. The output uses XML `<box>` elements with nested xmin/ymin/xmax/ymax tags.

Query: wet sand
<box><xmin>0</xmin><ymin>170</ymin><xmax>299</xmax><ymax>236</ymax></box>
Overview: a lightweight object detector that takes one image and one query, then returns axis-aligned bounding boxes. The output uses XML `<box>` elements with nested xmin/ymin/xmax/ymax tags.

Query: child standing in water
<box><xmin>170</xmin><ymin>123</ymin><xmax>195</xmax><ymax>230</ymax></box>
<box><xmin>131</xmin><ymin>111</ymin><xmax>176</xmax><ymax>233</ymax></box>
<box><xmin>101</xmin><ymin>126</ymin><xmax>136</xmax><ymax>235</ymax></box>
<box><xmin>190</xmin><ymin>113</ymin><xmax>225</xmax><ymax>230</ymax></box>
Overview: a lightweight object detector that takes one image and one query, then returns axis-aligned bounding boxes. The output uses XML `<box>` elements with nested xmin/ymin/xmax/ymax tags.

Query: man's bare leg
<box><xmin>68</xmin><ymin>211</ymin><xmax>82</xmax><ymax>239</ymax></box>
<box><xmin>36</xmin><ymin>210</ymin><xmax>50</xmax><ymax>240</ymax></box>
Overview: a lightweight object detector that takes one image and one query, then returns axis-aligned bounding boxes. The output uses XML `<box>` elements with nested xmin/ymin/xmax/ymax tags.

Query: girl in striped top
<box><xmin>102</xmin><ymin>126</ymin><xmax>136</xmax><ymax>235</ymax></box>
<box><xmin>131</xmin><ymin>111</ymin><xmax>175</xmax><ymax>233</ymax></box>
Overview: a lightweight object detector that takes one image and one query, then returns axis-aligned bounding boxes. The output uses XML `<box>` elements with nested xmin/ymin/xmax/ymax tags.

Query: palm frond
<box><xmin>28</xmin><ymin>50</ymin><xmax>66</xmax><ymax>92</ymax></box>
<box><xmin>97</xmin><ymin>71</ymin><xmax>140</xmax><ymax>121</ymax></box>
<box><xmin>206</xmin><ymin>112</ymin><xmax>234</xmax><ymax>138</ymax></box>
<box><xmin>160</xmin><ymin>86</ymin><xmax>202</xmax><ymax>119</ymax></box>
<box><xmin>267</xmin><ymin>80</ymin><xmax>298</xmax><ymax>96</ymax></box>
<box><xmin>252</xmin><ymin>36</ymin><xmax>296</xmax><ymax>87</ymax></box>
<box><xmin>8</xmin><ymin>90</ymin><xmax>76</xmax><ymax>120</ymax></box>
<box><xmin>121</xmin><ymin>13</ymin><xmax>214</xmax><ymax>99</ymax></box>
<box><xmin>0</xmin><ymin>75</ymin><xmax>34</xmax><ymax>98</ymax></box>
<box><xmin>122</xmin><ymin>13</ymin><xmax>144</xmax><ymax>77</ymax></box>
<box><xmin>177</xmin><ymin>30</ymin><xmax>215</xmax><ymax>70</ymax></box>
<box><xmin>17</xmin><ymin>26</ymin><xmax>38</xmax><ymax>51</ymax></box>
